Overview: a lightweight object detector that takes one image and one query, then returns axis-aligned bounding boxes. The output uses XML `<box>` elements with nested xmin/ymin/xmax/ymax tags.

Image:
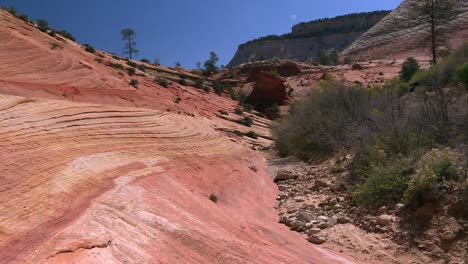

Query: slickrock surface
<box><xmin>342</xmin><ymin>0</ymin><xmax>468</xmax><ymax>60</ymax></box>
<box><xmin>0</xmin><ymin>94</ymin><xmax>352</xmax><ymax>263</ymax></box>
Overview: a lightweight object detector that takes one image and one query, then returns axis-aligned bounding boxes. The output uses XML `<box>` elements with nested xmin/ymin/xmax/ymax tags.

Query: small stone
<box><xmin>308</xmin><ymin>235</ymin><xmax>326</xmax><ymax>244</ymax></box>
<box><xmin>337</xmin><ymin>217</ymin><xmax>349</xmax><ymax>224</ymax></box>
<box><xmin>307</xmin><ymin>228</ymin><xmax>322</xmax><ymax>235</ymax></box>
<box><xmin>328</xmin><ymin>198</ymin><xmax>338</xmax><ymax>206</ymax></box>
<box><xmin>318</xmin><ymin>216</ymin><xmax>329</xmax><ymax>222</ymax></box>
<box><xmin>275</xmin><ymin>170</ymin><xmax>298</xmax><ymax>182</ymax></box>
<box><xmin>377</xmin><ymin>215</ymin><xmax>392</xmax><ymax>226</ymax></box>
<box><xmin>317</xmin><ymin>222</ymin><xmax>329</xmax><ymax>229</ymax></box>
<box><xmin>314</xmin><ymin>179</ymin><xmax>329</xmax><ymax>188</ymax></box>
<box><xmin>294</xmin><ymin>197</ymin><xmax>305</xmax><ymax>203</ymax></box>
<box><xmin>395</xmin><ymin>204</ymin><xmax>404</xmax><ymax>214</ymax></box>
<box><xmin>377</xmin><ymin>206</ymin><xmax>388</xmax><ymax>214</ymax></box>
<box><xmin>278</xmin><ymin>185</ymin><xmax>287</xmax><ymax>191</ymax></box>
<box><xmin>291</xmin><ymin>220</ymin><xmax>304</xmax><ymax>230</ymax></box>
<box><xmin>297</xmin><ymin>212</ymin><xmax>315</xmax><ymax>223</ymax></box>
<box><xmin>334</xmin><ymin>204</ymin><xmax>344</xmax><ymax>210</ymax></box>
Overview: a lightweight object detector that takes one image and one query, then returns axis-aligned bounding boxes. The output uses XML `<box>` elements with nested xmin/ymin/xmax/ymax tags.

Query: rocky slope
<box><xmin>0</xmin><ymin>9</ymin><xmax>353</xmax><ymax>264</ymax></box>
<box><xmin>342</xmin><ymin>0</ymin><xmax>468</xmax><ymax>60</ymax></box>
<box><xmin>228</xmin><ymin>11</ymin><xmax>389</xmax><ymax>66</ymax></box>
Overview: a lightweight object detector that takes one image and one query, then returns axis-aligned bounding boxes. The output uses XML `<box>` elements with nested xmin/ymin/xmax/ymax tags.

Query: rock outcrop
<box><xmin>342</xmin><ymin>0</ymin><xmax>468</xmax><ymax>60</ymax></box>
<box><xmin>248</xmin><ymin>72</ymin><xmax>288</xmax><ymax>110</ymax></box>
<box><xmin>228</xmin><ymin>11</ymin><xmax>389</xmax><ymax>66</ymax></box>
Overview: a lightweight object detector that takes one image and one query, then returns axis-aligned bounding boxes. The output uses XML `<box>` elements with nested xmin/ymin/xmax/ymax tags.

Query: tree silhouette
<box><xmin>121</xmin><ymin>28</ymin><xmax>139</xmax><ymax>59</ymax></box>
<box><xmin>411</xmin><ymin>0</ymin><xmax>456</xmax><ymax>64</ymax></box>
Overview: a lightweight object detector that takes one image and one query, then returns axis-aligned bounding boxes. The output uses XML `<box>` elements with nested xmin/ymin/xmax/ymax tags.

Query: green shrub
<box><xmin>404</xmin><ymin>149</ymin><xmax>459</xmax><ymax>208</ymax></box>
<box><xmin>179</xmin><ymin>75</ymin><xmax>187</xmax><ymax>86</ymax></box>
<box><xmin>273</xmin><ymin>80</ymin><xmax>370</xmax><ymax>159</ymax></box>
<box><xmin>242</xmin><ymin>103</ymin><xmax>253</xmax><ymax>112</ymax></box>
<box><xmin>233</xmin><ymin>130</ymin><xmax>244</xmax><ymax>136</ymax></box>
<box><xmin>400</xmin><ymin>57</ymin><xmax>420</xmax><ymax>82</ymax></box>
<box><xmin>237</xmin><ymin>116</ymin><xmax>253</xmax><ymax>127</ymax></box>
<box><xmin>112</xmin><ymin>55</ymin><xmax>120</xmax><ymax>60</ymax></box>
<box><xmin>455</xmin><ymin>62</ymin><xmax>468</xmax><ymax>87</ymax></box>
<box><xmin>129</xmin><ymin>79</ymin><xmax>138</xmax><ymax>88</ymax></box>
<box><xmin>175</xmin><ymin>97</ymin><xmax>182</xmax><ymax>103</ymax></box>
<box><xmin>209</xmin><ymin>193</ymin><xmax>218</xmax><ymax>203</ymax></box>
<box><xmin>36</xmin><ymin>19</ymin><xmax>49</xmax><ymax>32</ymax></box>
<box><xmin>83</xmin><ymin>44</ymin><xmax>95</xmax><ymax>53</ymax></box>
<box><xmin>202</xmin><ymin>86</ymin><xmax>210</xmax><ymax>93</ymax></box>
<box><xmin>353</xmin><ymin>158</ymin><xmax>412</xmax><ymax>207</ymax></box>
<box><xmin>7</xmin><ymin>6</ymin><xmax>17</xmax><ymax>16</ymax></box>
<box><xmin>195</xmin><ymin>78</ymin><xmax>204</xmax><ymax>89</ymax></box>
<box><xmin>108</xmin><ymin>63</ymin><xmax>124</xmax><ymax>70</ymax></box>
<box><xmin>137</xmin><ymin>64</ymin><xmax>146</xmax><ymax>72</ymax></box>
<box><xmin>156</xmin><ymin>78</ymin><xmax>169</xmax><ymax>88</ymax></box>
<box><xmin>56</xmin><ymin>30</ymin><xmax>76</xmax><ymax>41</ymax></box>
<box><xmin>127</xmin><ymin>61</ymin><xmax>137</xmax><ymax>68</ymax></box>
<box><xmin>140</xmin><ymin>58</ymin><xmax>150</xmax><ymax>63</ymax></box>
<box><xmin>126</xmin><ymin>67</ymin><xmax>136</xmax><ymax>76</ymax></box>
<box><xmin>17</xmin><ymin>14</ymin><xmax>30</xmax><ymax>22</ymax></box>
<box><xmin>234</xmin><ymin>108</ymin><xmax>243</xmax><ymax>115</ymax></box>
<box><xmin>245</xmin><ymin>131</ymin><xmax>259</xmax><ymax>139</ymax></box>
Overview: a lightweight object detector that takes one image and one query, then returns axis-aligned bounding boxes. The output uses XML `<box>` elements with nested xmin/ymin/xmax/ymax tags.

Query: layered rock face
<box><xmin>228</xmin><ymin>11</ymin><xmax>389</xmax><ymax>66</ymax></box>
<box><xmin>342</xmin><ymin>0</ymin><xmax>468</xmax><ymax>60</ymax></box>
<box><xmin>0</xmin><ymin>94</ymin><xmax>351</xmax><ymax>263</ymax></box>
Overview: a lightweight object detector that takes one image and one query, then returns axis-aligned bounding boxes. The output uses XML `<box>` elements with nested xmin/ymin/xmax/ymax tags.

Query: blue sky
<box><xmin>2</xmin><ymin>0</ymin><xmax>401</xmax><ymax>67</ymax></box>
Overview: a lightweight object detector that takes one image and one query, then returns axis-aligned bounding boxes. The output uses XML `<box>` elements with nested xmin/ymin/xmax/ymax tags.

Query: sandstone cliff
<box><xmin>342</xmin><ymin>0</ymin><xmax>468</xmax><ymax>60</ymax></box>
<box><xmin>228</xmin><ymin>11</ymin><xmax>389</xmax><ymax>66</ymax></box>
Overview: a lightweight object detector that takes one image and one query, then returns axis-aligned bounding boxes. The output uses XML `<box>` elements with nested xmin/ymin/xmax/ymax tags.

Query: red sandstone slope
<box><xmin>0</xmin><ymin>9</ymin><xmax>351</xmax><ymax>264</ymax></box>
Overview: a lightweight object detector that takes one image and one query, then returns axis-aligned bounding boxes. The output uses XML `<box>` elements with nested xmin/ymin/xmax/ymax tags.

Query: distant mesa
<box><xmin>228</xmin><ymin>10</ymin><xmax>390</xmax><ymax>67</ymax></box>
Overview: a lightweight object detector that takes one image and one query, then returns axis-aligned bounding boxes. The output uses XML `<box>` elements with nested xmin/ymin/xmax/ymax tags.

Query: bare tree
<box><xmin>411</xmin><ymin>0</ymin><xmax>456</xmax><ymax>64</ymax></box>
<box><xmin>121</xmin><ymin>28</ymin><xmax>139</xmax><ymax>59</ymax></box>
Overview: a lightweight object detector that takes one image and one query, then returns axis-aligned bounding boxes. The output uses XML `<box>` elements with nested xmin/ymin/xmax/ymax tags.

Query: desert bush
<box><xmin>126</xmin><ymin>61</ymin><xmax>137</xmax><ymax>68</ymax></box>
<box><xmin>213</xmin><ymin>80</ymin><xmax>231</xmax><ymax>95</ymax></box>
<box><xmin>129</xmin><ymin>79</ymin><xmax>138</xmax><ymax>88</ymax></box>
<box><xmin>179</xmin><ymin>75</ymin><xmax>187</xmax><ymax>86</ymax></box>
<box><xmin>354</xmin><ymin>157</ymin><xmax>413</xmax><ymax>207</ymax></box>
<box><xmin>156</xmin><ymin>78</ymin><xmax>169</xmax><ymax>88</ymax></box>
<box><xmin>195</xmin><ymin>78</ymin><xmax>204</xmax><ymax>89</ymax></box>
<box><xmin>140</xmin><ymin>58</ymin><xmax>150</xmax><ymax>63</ymax></box>
<box><xmin>245</xmin><ymin>131</ymin><xmax>259</xmax><ymax>139</ymax></box>
<box><xmin>137</xmin><ymin>64</ymin><xmax>146</xmax><ymax>72</ymax></box>
<box><xmin>273</xmin><ymin>80</ymin><xmax>370</xmax><ymax>159</ymax></box>
<box><xmin>36</xmin><ymin>19</ymin><xmax>49</xmax><ymax>32</ymax></box>
<box><xmin>202</xmin><ymin>86</ymin><xmax>210</xmax><ymax>93</ymax></box>
<box><xmin>83</xmin><ymin>44</ymin><xmax>95</xmax><ymax>53</ymax></box>
<box><xmin>126</xmin><ymin>67</ymin><xmax>136</xmax><ymax>76</ymax></box>
<box><xmin>17</xmin><ymin>14</ymin><xmax>30</xmax><ymax>22</ymax></box>
<box><xmin>233</xmin><ymin>130</ymin><xmax>244</xmax><ymax>137</ymax></box>
<box><xmin>108</xmin><ymin>63</ymin><xmax>124</xmax><ymax>70</ymax></box>
<box><xmin>264</xmin><ymin>103</ymin><xmax>280</xmax><ymax>120</ymax></box>
<box><xmin>401</xmin><ymin>149</ymin><xmax>462</xmax><ymax>209</ymax></box>
<box><xmin>56</xmin><ymin>30</ymin><xmax>75</xmax><ymax>41</ymax></box>
<box><xmin>400</xmin><ymin>57</ymin><xmax>420</xmax><ymax>82</ymax></box>
<box><xmin>175</xmin><ymin>97</ymin><xmax>182</xmax><ymax>103</ymax></box>
<box><xmin>237</xmin><ymin>116</ymin><xmax>253</xmax><ymax>127</ymax></box>
<box><xmin>234</xmin><ymin>108</ymin><xmax>243</xmax><ymax>115</ymax></box>
<box><xmin>455</xmin><ymin>62</ymin><xmax>468</xmax><ymax>88</ymax></box>
<box><xmin>209</xmin><ymin>194</ymin><xmax>218</xmax><ymax>203</ymax></box>
<box><xmin>218</xmin><ymin>110</ymin><xmax>228</xmax><ymax>115</ymax></box>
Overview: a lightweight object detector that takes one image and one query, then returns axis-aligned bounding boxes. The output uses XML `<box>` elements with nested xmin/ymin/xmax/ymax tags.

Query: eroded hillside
<box><xmin>0</xmin><ymin>8</ymin><xmax>353</xmax><ymax>264</ymax></box>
